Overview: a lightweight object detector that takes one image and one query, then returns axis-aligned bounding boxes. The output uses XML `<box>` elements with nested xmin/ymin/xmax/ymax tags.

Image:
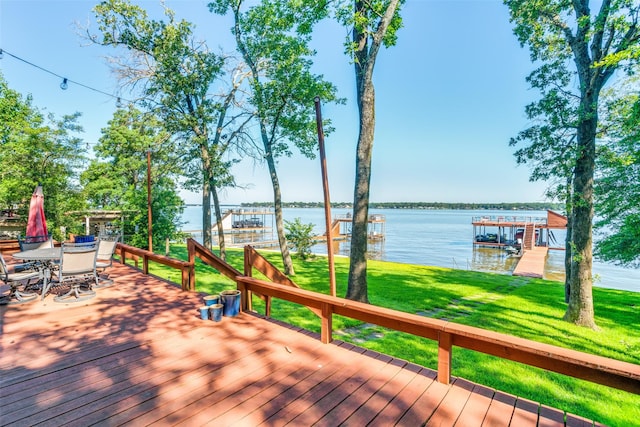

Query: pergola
<box><xmin>64</xmin><ymin>209</ymin><xmax>127</xmax><ymax>238</ymax></box>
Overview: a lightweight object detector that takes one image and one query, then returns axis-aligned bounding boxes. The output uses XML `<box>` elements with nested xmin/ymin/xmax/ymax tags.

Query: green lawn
<box><xmin>142</xmin><ymin>246</ymin><xmax>640</xmax><ymax>427</ymax></box>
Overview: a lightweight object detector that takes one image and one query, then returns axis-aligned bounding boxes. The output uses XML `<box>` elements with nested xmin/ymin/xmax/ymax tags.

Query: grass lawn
<box><xmin>142</xmin><ymin>245</ymin><xmax>640</xmax><ymax>427</ymax></box>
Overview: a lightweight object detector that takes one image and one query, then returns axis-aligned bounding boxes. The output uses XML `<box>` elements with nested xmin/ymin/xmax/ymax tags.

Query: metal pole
<box><xmin>147</xmin><ymin>149</ymin><xmax>153</xmax><ymax>252</ymax></box>
<box><xmin>314</xmin><ymin>96</ymin><xmax>336</xmax><ymax>296</ymax></box>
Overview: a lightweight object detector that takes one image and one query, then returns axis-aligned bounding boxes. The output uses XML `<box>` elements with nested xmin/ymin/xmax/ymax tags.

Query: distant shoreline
<box><xmin>235</xmin><ymin>202</ymin><xmax>563</xmax><ymax>211</ymax></box>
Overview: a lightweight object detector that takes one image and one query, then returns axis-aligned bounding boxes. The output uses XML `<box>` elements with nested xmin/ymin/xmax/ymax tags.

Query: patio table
<box><xmin>13</xmin><ymin>247</ymin><xmax>61</xmax><ymax>300</ymax></box>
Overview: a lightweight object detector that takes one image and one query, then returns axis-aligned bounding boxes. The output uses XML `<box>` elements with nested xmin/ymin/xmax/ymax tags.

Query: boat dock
<box><xmin>325</xmin><ymin>213</ymin><xmax>386</xmax><ymax>241</ymax></box>
<box><xmin>472</xmin><ymin>210</ymin><xmax>567</xmax><ymax>279</ymax></box>
<box><xmin>512</xmin><ymin>246</ymin><xmax>549</xmax><ymax>278</ymax></box>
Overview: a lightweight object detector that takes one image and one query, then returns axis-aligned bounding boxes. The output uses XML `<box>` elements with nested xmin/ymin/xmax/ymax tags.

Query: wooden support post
<box><xmin>187</xmin><ymin>239</ymin><xmax>196</xmax><ymax>291</ymax></box>
<box><xmin>246</xmin><ymin>289</ymin><xmax>254</xmax><ymax>313</ymax></box>
<box><xmin>438</xmin><ymin>331</ymin><xmax>452</xmax><ymax>384</ymax></box>
<box><xmin>143</xmin><ymin>255</ymin><xmax>149</xmax><ymax>275</ymax></box>
<box><xmin>238</xmin><ymin>281</ymin><xmax>247</xmax><ymax>312</ymax></box>
<box><xmin>244</xmin><ymin>245</ymin><xmax>252</xmax><ymax>277</ymax></box>
<box><xmin>244</xmin><ymin>245</ymin><xmax>253</xmax><ymax>312</ymax></box>
<box><xmin>265</xmin><ymin>296</ymin><xmax>272</xmax><ymax>318</ymax></box>
<box><xmin>181</xmin><ymin>267</ymin><xmax>190</xmax><ymax>291</ymax></box>
<box><xmin>321</xmin><ymin>302</ymin><xmax>333</xmax><ymax>344</ymax></box>
<box><xmin>147</xmin><ymin>149</ymin><xmax>153</xmax><ymax>253</ymax></box>
<box><xmin>314</xmin><ymin>97</ymin><xmax>336</xmax><ymax>296</ymax></box>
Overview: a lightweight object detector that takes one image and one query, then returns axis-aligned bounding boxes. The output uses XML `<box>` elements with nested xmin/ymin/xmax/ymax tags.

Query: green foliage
<box><xmin>210</xmin><ymin>0</ymin><xmax>342</xmax><ymax>161</ymax></box>
<box><xmin>595</xmin><ymin>81</ymin><xmax>640</xmax><ymax>266</ymax></box>
<box><xmin>504</xmin><ymin>0</ymin><xmax>640</xmax><ymax>326</ymax></box>
<box><xmin>334</xmin><ymin>0</ymin><xmax>405</xmax><ymax>56</ymax></box>
<box><xmin>504</xmin><ymin>1</ymin><xmax>640</xmax><ymax>197</ymax></box>
<box><xmin>0</xmin><ymin>72</ymin><xmax>86</xmax><ymax>240</ymax></box>
<box><xmin>209</xmin><ymin>0</ymin><xmax>343</xmax><ymax>273</ymax></box>
<box><xmin>92</xmin><ymin>0</ymin><xmax>246</xmax><ymax>251</ymax></box>
<box><xmin>81</xmin><ymin>105</ymin><xmax>184</xmax><ymax>249</ymax></box>
<box><xmin>284</xmin><ymin>217</ymin><xmax>315</xmax><ymax>260</ymax></box>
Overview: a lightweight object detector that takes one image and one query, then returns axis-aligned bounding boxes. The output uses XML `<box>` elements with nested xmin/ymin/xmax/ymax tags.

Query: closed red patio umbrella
<box><xmin>26</xmin><ymin>185</ymin><xmax>48</xmax><ymax>237</ymax></box>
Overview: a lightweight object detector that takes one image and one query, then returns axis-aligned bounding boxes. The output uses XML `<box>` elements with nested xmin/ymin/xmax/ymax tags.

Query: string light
<box><xmin>0</xmin><ymin>48</ymin><xmax>131</xmax><ymax>104</ymax></box>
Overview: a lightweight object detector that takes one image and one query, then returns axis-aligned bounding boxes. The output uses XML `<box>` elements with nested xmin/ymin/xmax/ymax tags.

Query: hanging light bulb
<box><xmin>0</xmin><ymin>49</ymin><xmax>3</xmax><ymax>59</ymax></box>
<box><xmin>60</xmin><ymin>78</ymin><xmax>68</xmax><ymax>90</ymax></box>
<box><xmin>116</xmin><ymin>97</ymin><xmax>123</xmax><ymax>108</ymax></box>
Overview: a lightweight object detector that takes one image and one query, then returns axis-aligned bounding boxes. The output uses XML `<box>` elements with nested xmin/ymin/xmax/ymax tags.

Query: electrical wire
<box><xmin>0</xmin><ymin>48</ymin><xmax>131</xmax><ymax>104</ymax></box>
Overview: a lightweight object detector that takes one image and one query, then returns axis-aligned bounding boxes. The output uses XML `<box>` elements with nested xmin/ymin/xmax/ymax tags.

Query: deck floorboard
<box><xmin>0</xmin><ymin>262</ymin><xmax>601</xmax><ymax>426</ymax></box>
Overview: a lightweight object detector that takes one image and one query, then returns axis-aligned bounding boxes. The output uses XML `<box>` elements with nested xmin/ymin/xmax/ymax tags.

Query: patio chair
<box><xmin>64</xmin><ymin>238</ymin><xmax>98</xmax><ymax>250</ymax></box>
<box><xmin>0</xmin><ymin>253</ymin><xmax>40</xmax><ymax>305</ymax></box>
<box><xmin>19</xmin><ymin>234</ymin><xmax>53</xmax><ymax>251</ymax></box>
<box><xmin>95</xmin><ymin>235</ymin><xmax>120</xmax><ymax>288</ymax></box>
<box><xmin>53</xmin><ymin>243</ymin><xmax>98</xmax><ymax>303</ymax></box>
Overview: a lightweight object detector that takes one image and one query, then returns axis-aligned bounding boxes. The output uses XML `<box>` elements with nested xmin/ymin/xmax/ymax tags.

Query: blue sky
<box><xmin>1</xmin><ymin>0</ymin><xmax>549</xmax><ymax>205</ymax></box>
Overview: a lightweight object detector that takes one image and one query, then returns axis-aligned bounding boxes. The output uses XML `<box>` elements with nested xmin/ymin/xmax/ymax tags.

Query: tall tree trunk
<box><xmin>265</xmin><ymin>150</ymin><xmax>294</xmax><ymax>275</ymax></box>
<box><xmin>347</xmin><ymin>82</ymin><xmax>375</xmax><ymax>303</ymax></box>
<box><xmin>564</xmin><ymin>109</ymin><xmax>597</xmax><ymax>329</ymax></box>
<box><xmin>564</xmin><ymin>176</ymin><xmax>572</xmax><ymax>303</ymax></box>
<box><xmin>201</xmin><ymin>144</ymin><xmax>213</xmax><ymax>249</ymax></box>
<box><xmin>346</xmin><ymin>0</ymin><xmax>400</xmax><ymax>303</ymax></box>
<box><xmin>230</xmin><ymin>4</ymin><xmax>293</xmax><ymax>275</ymax></box>
<box><xmin>211</xmin><ymin>180</ymin><xmax>226</xmax><ymax>261</ymax></box>
<box><xmin>201</xmin><ymin>179</ymin><xmax>212</xmax><ymax>249</ymax></box>
<box><xmin>564</xmin><ymin>216</ymin><xmax>573</xmax><ymax>303</ymax></box>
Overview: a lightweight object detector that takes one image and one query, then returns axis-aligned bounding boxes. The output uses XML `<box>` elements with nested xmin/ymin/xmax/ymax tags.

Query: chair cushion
<box><xmin>7</xmin><ymin>270</ymin><xmax>40</xmax><ymax>282</ymax></box>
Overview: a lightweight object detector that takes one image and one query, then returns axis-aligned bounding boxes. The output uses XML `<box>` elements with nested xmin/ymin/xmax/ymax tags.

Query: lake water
<box><xmin>180</xmin><ymin>206</ymin><xmax>640</xmax><ymax>293</ymax></box>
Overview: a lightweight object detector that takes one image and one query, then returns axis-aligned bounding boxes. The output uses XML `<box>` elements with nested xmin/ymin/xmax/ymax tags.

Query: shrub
<box><xmin>285</xmin><ymin>217</ymin><xmax>315</xmax><ymax>260</ymax></box>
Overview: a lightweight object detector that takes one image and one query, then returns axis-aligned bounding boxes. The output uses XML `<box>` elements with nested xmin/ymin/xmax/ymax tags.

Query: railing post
<box><xmin>187</xmin><ymin>239</ymin><xmax>196</xmax><ymax>291</ymax></box>
<box><xmin>237</xmin><ymin>279</ymin><xmax>247</xmax><ymax>312</ymax></box>
<box><xmin>244</xmin><ymin>246</ymin><xmax>253</xmax><ymax>312</ymax></box>
<box><xmin>265</xmin><ymin>296</ymin><xmax>271</xmax><ymax>318</ymax></box>
<box><xmin>143</xmin><ymin>255</ymin><xmax>149</xmax><ymax>275</ymax></box>
<box><xmin>244</xmin><ymin>245</ymin><xmax>252</xmax><ymax>277</ymax></box>
<box><xmin>321</xmin><ymin>302</ymin><xmax>333</xmax><ymax>344</ymax></box>
<box><xmin>117</xmin><ymin>246</ymin><xmax>125</xmax><ymax>264</ymax></box>
<box><xmin>181</xmin><ymin>266</ymin><xmax>190</xmax><ymax>291</ymax></box>
<box><xmin>438</xmin><ymin>331</ymin><xmax>452</xmax><ymax>384</ymax></box>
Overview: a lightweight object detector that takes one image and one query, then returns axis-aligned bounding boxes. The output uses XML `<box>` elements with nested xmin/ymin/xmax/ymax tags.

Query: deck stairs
<box><xmin>330</xmin><ymin>219</ymin><xmax>341</xmax><ymax>236</ymax></box>
<box><xmin>522</xmin><ymin>223</ymin><xmax>535</xmax><ymax>251</ymax></box>
<box><xmin>322</xmin><ymin>219</ymin><xmax>342</xmax><ymax>238</ymax></box>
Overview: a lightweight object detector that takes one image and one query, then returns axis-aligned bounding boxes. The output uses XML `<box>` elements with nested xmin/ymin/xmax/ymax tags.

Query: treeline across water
<box><xmin>240</xmin><ymin>201</ymin><xmax>563</xmax><ymax>211</ymax></box>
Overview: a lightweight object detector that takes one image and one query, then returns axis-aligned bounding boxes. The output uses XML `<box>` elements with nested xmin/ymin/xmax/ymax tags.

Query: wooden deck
<box><xmin>1</xmin><ymin>263</ymin><xmax>601</xmax><ymax>426</ymax></box>
<box><xmin>513</xmin><ymin>246</ymin><xmax>549</xmax><ymax>278</ymax></box>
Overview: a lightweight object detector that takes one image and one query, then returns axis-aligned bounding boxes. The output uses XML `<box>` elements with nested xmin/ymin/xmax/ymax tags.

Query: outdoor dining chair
<box><xmin>0</xmin><ymin>253</ymin><xmax>40</xmax><ymax>305</ymax></box>
<box><xmin>53</xmin><ymin>242</ymin><xmax>98</xmax><ymax>303</ymax></box>
<box><xmin>95</xmin><ymin>235</ymin><xmax>120</xmax><ymax>288</ymax></box>
<box><xmin>18</xmin><ymin>234</ymin><xmax>53</xmax><ymax>251</ymax></box>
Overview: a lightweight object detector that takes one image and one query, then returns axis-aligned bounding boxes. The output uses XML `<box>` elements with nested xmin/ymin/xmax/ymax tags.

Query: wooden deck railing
<box><xmin>241</xmin><ymin>245</ymin><xmax>322</xmax><ymax>317</ymax></box>
<box><xmin>115</xmin><ymin>242</ymin><xmax>194</xmax><ymax>291</ymax></box>
<box><xmin>235</xmin><ymin>275</ymin><xmax>640</xmax><ymax>394</ymax></box>
<box><xmin>187</xmin><ymin>238</ymin><xmax>241</xmax><ymax>292</ymax></box>
<box><xmin>0</xmin><ymin>239</ymin><xmax>21</xmax><ymax>254</ymax></box>
<box><xmin>243</xmin><ymin>245</ymin><xmax>298</xmax><ymax>287</ymax></box>
<box><xmin>6</xmin><ymin>238</ymin><xmax>636</xmax><ymax>396</ymax></box>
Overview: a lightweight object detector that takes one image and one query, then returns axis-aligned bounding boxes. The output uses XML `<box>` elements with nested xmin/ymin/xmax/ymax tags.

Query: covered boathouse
<box><xmin>472</xmin><ymin>210</ymin><xmax>568</xmax><ymax>278</ymax></box>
